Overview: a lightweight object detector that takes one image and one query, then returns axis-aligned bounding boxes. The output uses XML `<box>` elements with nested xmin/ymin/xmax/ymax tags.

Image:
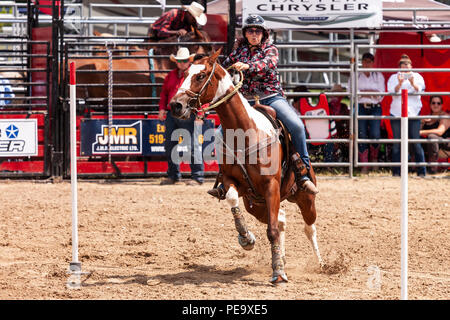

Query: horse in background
<box><xmin>169</xmin><ymin>50</ymin><xmax>324</xmax><ymax>285</ymax></box>
<box><xmin>91</xmin><ymin>31</ymin><xmax>132</xmax><ymax>56</ymax></box>
<box><xmin>145</xmin><ymin>27</ymin><xmax>213</xmax><ymax>78</ymax></box>
<box><xmin>68</xmin><ymin>28</ymin><xmax>215</xmax><ymax>106</ymax></box>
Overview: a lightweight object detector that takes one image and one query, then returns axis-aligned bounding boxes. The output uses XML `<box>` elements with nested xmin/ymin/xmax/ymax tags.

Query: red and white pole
<box><xmin>401</xmin><ymin>89</ymin><xmax>409</xmax><ymax>300</ymax></box>
<box><xmin>69</xmin><ymin>62</ymin><xmax>81</xmax><ymax>273</ymax></box>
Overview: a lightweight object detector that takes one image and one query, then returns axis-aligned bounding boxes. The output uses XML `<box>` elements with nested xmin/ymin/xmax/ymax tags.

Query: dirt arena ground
<box><xmin>0</xmin><ymin>175</ymin><xmax>448</xmax><ymax>300</ymax></box>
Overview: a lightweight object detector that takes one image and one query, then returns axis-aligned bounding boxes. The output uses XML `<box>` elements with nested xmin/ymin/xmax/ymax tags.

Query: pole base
<box><xmin>69</xmin><ymin>262</ymin><xmax>82</xmax><ymax>273</ymax></box>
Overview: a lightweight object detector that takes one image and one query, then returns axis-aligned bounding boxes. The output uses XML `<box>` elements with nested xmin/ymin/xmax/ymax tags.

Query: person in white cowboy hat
<box><xmin>149</xmin><ymin>1</ymin><xmax>207</xmax><ymax>40</ymax></box>
<box><xmin>169</xmin><ymin>47</ymin><xmax>195</xmax><ymax>63</ymax></box>
<box><xmin>159</xmin><ymin>47</ymin><xmax>205</xmax><ymax>186</ymax></box>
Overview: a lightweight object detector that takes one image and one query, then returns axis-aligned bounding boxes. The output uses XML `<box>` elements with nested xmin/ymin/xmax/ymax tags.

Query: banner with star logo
<box><xmin>0</xmin><ymin>119</ymin><xmax>38</xmax><ymax>156</ymax></box>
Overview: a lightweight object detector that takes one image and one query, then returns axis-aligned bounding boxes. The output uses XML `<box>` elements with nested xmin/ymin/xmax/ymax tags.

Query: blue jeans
<box><xmin>164</xmin><ymin>112</ymin><xmax>204</xmax><ymax>182</ymax></box>
<box><xmin>250</xmin><ymin>94</ymin><xmax>311</xmax><ymax>169</ymax></box>
<box><xmin>358</xmin><ymin>104</ymin><xmax>382</xmax><ymax>153</ymax></box>
<box><xmin>390</xmin><ymin>117</ymin><xmax>426</xmax><ymax>176</ymax></box>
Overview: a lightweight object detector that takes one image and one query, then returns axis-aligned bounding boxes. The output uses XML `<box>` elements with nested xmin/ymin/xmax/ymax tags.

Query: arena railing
<box><xmin>275</xmin><ymin>41</ymin><xmax>450</xmax><ymax>177</ymax></box>
<box><xmin>354</xmin><ymin>44</ymin><xmax>450</xmax><ymax>173</ymax></box>
<box><xmin>275</xmin><ymin>41</ymin><xmax>354</xmax><ymax>176</ymax></box>
<box><xmin>0</xmin><ymin>37</ymin><xmax>52</xmax><ymax>178</ymax></box>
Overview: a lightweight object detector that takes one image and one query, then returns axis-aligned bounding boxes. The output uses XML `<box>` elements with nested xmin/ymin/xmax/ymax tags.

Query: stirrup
<box><xmin>298</xmin><ymin>179</ymin><xmax>319</xmax><ymax>195</ymax></box>
<box><xmin>207</xmin><ymin>184</ymin><xmax>226</xmax><ymax>200</ymax></box>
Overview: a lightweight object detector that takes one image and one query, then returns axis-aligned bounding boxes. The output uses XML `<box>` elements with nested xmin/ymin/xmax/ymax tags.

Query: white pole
<box><xmin>401</xmin><ymin>89</ymin><xmax>408</xmax><ymax>300</ymax></box>
<box><xmin>69</xmin><ymin>62</ymin><xmax>81</xmax><ymax>272</ymax></box>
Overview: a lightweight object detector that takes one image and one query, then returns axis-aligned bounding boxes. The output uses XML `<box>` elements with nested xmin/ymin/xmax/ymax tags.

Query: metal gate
<box><xmin>0</xmin><ymin>36</ymin><xmax>52</xmax><ymax>178</ymax></box>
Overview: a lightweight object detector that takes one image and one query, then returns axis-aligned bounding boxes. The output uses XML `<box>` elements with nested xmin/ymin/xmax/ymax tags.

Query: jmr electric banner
<box><xmin>242</xmin><ymin>0</ymin><xmax>382</xmax><ymax>29</ymax></box>
<box><xmin>80</xmin><ymin>119</ymin><xmax>215</xmax><ymax>157</ymax></box>
<box><xmin>0</xmin><ymin>119</ymin><xmax>38</xmax><ymax>157</ymax></box>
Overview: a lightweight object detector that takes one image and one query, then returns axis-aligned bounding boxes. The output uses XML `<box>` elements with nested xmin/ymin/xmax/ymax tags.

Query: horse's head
<box><xmin>91</xmin><ymin>31</ymin><xmax>129</xmax><ymax>56</ymax></box>
<box><xmin>179</xmin><ymin>27</ymin><xmax>213</xmax><ymax>55</ymax></box>
<box><xmin>148</xmin><ymin>28</ymin><xmax>213</xmax><ymax>56</ymax></box>
<box><xmin>170</xmin><ymin>48</ymin><xmax>226</xmax><ymax>119</ymax></box>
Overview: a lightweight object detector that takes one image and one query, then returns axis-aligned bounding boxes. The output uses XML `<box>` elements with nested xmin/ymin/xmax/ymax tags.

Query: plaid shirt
<box><xmin>151</xmin><ymin>9</ymin><xmax>191</xmax><ymax>39</ymax></box>
<box><xmin>222</xmin><ymin>38</ymin><xmax>284</xmax><ymax>99</ymax></box>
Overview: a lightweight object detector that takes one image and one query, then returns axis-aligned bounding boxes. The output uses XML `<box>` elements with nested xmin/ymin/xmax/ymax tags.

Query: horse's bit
<box><xmin>182</xmin><ymin>62</ymin><xmax>217</xmax><ymax>116</ymax></box>
<box><xmin>181</xmin><ymin>64</ymin><xmax>244</xmax><ymax>119</ymax></box>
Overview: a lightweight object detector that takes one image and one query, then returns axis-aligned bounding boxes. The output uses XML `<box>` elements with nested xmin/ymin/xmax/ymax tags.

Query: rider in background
<box><xmin>207</xmin><ymin>14</ymin><xmax>319</xmax><ymax>199</ymax></box>
<box><xmin>148</xmin><ymin>1</ymin><xmax>207</xmax><ymax>40</ymax></box>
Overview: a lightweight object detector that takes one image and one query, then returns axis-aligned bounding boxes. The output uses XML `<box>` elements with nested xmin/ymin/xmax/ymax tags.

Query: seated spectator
<box><xmin>420</xmin><ymin>95</ymin><xmax>450</xmax><ymax>173</ymax></box>
<box><xmin>328</xmin><ymin>83</ymin><xmax>350</xmax><ymax>162</ymax></box>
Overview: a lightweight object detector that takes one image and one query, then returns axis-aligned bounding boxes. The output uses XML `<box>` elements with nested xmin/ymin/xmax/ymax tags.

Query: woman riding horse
<box><xmin>168</xmin><ymin>49</ymin><xmax>324</xmax><ymax>284</ymax></box>
<box><xmin>207</xmin><ymin>14</ymin><xmax>319</xmax><ymax>199</ymax></box>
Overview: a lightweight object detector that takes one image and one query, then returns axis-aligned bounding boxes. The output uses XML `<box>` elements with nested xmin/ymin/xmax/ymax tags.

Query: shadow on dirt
<box><xmin>81</xmin><ymin>263</ymin><xmax>266</xmax><ymax>287</ymax></box>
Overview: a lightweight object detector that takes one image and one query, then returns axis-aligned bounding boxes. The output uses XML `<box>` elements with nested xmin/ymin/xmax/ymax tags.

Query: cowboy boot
<box><xmin>359</xmin><ymin>149</ymin><xmax>369</xmax><ymax>174</ymax></box>
<box><xmin>292</xmin><ymin>153</ymin><xmax>319</xmax><ymax>195</ymax></box>
<box><xmin>207</xmin><ymin>183</ymin><xmax>226</xmax><ymax>200</ymax></box>
<box><xmin>369</xmin><ymin>145</ymin><xmax>380</xmax><ymax>172</ymax></box>
<box><xmin>207</xmin><ymin>173</ymin><xmax>226</xmax><ymax>200</ymax></box>
<box><xmin>428</xmin><ymin>151</ymin><xmax>439</xmax><ymax>174</ymax></box>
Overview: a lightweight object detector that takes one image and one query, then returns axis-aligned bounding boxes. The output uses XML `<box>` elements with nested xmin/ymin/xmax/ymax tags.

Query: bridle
<box><xmin>180</xmin><ymin>63</ymin><xmax>244</xmax><ymax>119</ymax></box>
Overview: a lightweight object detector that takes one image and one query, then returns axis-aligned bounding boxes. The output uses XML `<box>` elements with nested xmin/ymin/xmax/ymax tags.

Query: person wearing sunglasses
<box><xmin>207</xmin><ymin>15</ymin><xmax>318</xmax><ymax>200</ymax></box>
<box><xmin>159</xmin><ymin>47</ymin><xmax>204</xmax><ymax>186</ymax></box>
<box><xmin>420</xmin><ymin>96</ymin><xmax>450</xmax><ymax>174</ymax></box>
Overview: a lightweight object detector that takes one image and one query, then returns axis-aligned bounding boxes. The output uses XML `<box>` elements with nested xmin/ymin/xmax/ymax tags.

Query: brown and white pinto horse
<box><xmin>169</xmin><ymin>49</ymin><xmax>324</xmax><ymax>284</ymax></box>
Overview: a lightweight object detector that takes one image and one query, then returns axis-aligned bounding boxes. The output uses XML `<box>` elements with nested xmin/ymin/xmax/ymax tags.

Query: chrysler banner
<box><xmin>242</xmin><ymin>0</ymin><xmax>382</xmax><ymax>29</ymax></box>
<box><xmin>0</xmin><ymin>119</ymin><xmax>38</xmax><ymax>157</ymax></box>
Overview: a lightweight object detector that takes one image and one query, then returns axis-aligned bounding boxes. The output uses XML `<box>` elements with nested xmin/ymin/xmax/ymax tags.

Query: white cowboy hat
<box><xmin>186</xmin><ymin>2</ymin><xmax>207</xmax><ymax>26</ymax></box>
<box><xmin>170</xmin><ymin>47</ymin><xmax>195</xmax><ymax>63</ymax></box>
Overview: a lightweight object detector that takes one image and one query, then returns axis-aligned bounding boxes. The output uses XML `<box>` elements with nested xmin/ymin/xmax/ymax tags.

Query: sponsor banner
<box><xmin>0</xmin><ymin>119</ymin><xmax>38</xmax><ymax>157</ymax></box>
<box><xmin>80</xmin><ymin>119</ymin><xmax>216</xmax><ymax>157</ymax></box>
<box><xmin>243</xmin><ymin>0</ymin><xmax>382</xmax><ymax>29</ymax></box>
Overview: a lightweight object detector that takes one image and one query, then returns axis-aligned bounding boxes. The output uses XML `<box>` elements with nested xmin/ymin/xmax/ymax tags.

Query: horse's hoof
<box><xmin>270</xmin><ymin>273</ymin><xmax>288</xmax><ymax>285</ymax></box>
<box><xmin>238</xmin><ymin>231</ymin><xmax>256</xmax><ymax>251</ymax></box>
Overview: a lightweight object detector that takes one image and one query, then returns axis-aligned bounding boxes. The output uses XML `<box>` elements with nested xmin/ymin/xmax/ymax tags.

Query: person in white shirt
<box><xmin>354</xmin><ymin>52</ymin><xmax>385</xmax><ymax>173</ymax></box>
<box><xmin>387</xmin><ymin>54</ymin><xmax>426</xmax><ymax>177</ymax></box>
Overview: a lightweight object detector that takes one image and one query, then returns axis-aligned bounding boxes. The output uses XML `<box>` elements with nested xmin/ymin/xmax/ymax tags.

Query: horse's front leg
<box><xmin>224</xmin><ymin>181</ymin><xmax>256</xmax><ymax>251</ymax></box>
<box><xmin>265</xmin><ymin>182</ymin><xmax>288</xmax><ymax>284</ymax></box>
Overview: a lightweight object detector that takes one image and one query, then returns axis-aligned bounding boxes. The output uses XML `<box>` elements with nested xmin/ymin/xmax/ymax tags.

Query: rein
<box><xmin>200</xmin><ymin>69</ymin><xmax>244</xmax><ymax>112</ymax></box>
<box><xmin>179</xmin><ymin>61</ymin><xmax>270</xmax><ymax>201</ymax></box>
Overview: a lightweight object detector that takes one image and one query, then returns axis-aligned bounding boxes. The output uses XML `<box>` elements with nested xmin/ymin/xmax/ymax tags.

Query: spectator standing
<box><xmin>387</xmin><ymin>54</ymin><xmax>426</xmax><ymax>177</ymax></box>
<box><xmin>353</xmin><ymin>52</ymin><xmax>385</xmax><ymax>173</ymax></box>
<box><xmin>158</xmin><ymin>47</ymin><xmax>204</xmax><ymax>185</ymax></box>
<box><xmin>420</xmin><ymin>96</ymin><xmax>450</xmax><ymax>173</ymax></box>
